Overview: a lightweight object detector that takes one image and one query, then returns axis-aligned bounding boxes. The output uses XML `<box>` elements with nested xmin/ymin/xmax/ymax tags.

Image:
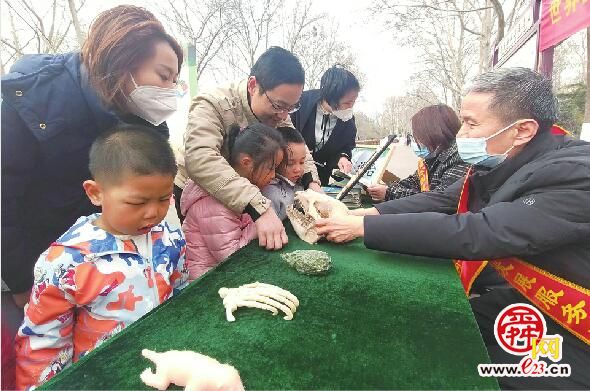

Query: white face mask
<box><xmin>127</xmin><ymin>74</ymin><xmax>178</xmax><ymax>126</ymax></box>
<box><xmin>331</xmin><ymin>107</ymin><xmax>354</xmax><ymax>122</ymax></box>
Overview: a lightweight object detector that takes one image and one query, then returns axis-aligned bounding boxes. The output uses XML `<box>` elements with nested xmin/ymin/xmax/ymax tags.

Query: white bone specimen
<box><xmin>140</xmin><ymin>349</ymin><xmax>243</xmax><ymax>391</ymax></box>
<box><xmin>218</xmin><ymin>282</ymin><xmax>299</xmax><ymax>322</ymax></box>
<box><xmin>287</xmin><ymin>189</ymin><xmax>349</xmax><ymax>244</ymax></box>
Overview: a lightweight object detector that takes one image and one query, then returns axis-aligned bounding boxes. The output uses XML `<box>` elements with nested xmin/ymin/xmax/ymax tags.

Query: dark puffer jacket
<box><xmin>1</xmin><ymin>52</ymin><xmax>169</xmax><ymax>293</ymax></box>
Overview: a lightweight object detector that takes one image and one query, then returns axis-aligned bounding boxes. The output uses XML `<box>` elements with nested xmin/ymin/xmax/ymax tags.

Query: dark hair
<box><xmin>411</xmin><ymin>104</ymin><xmax>461</xmax><ymax>152</ymax></box>
<box><xmin>466</xmin><ymin>67</ymin><xmax>558</xmax><ymax>133</ymax></box>
<box><xmin>89</xmin><ymin>124</ymin><xmax>177</xmax><ymax>183</ymax></box>
<box><xmin>81</xmin><ymin>5</ymin><xmax>183</xmax><ymax>112</ymax></box>
<box><xmin>250</xmin><ymin>46</ymin><xmax>305</xmax><ymax>93</ymax></box>
<box><xmin>276</xmin><ymin>127</ymin><xmax>306</xmax><ymax>173</ymax></box>
<box><xmin>227</xmin><ymin>123</ymin><xmax>286</xmax><ymax>175</ymax></box>
<box><xmin>320</xmin><ymin>65</ymin><xmax>360</xmax><ymax>109</ymax></box>
<box><xmin>277</xmin><ymin>126</ymin><xmax>305</xmax><ymax>145</ymax></box>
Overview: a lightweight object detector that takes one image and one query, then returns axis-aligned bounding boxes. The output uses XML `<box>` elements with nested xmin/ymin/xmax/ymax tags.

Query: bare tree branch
<box><xmin>47</xmin><ymin>0</ymin><xmax>58</xmax><ymax>46</ymax></box>
<box><xmin>68</xmin><ymin>0</ymin><xmax>86</xmax><ymax>47</ymax></box>
<box><xmin>506</xmin><ymin>0</ymin><xmax>526</xmax><ymax>29</ymax></box>
<box><xmin>161</xmin><ymin>0</ymin><xmax>234</xmax><ymax>81</ymax></box>
<box><xmin>7</xmin><ymin>6</ymin><xmax>23</xmax><ymax>56</ymax></box>
<box><xmin>4</xmin><ymin>0</ymin><xmax>45</xmax><ymax>52</ymax></box>
<box><xmin>376</xmin><ymin>0</ymin><xmax>492</xmax><ymax>14</ymax></box>
<box><xmin>4</xmin><ymin>0</ymin><xmax>86</xmax><ymax>55</ymax></box>
<box><xmin>0</xmin><ymin>38</ymin><xmax>20</xmax><ymax>53</ymax></box>
<box><xmin>489</xmin><ymin>0</ymin><xmax>505</xmax><ymax>46</ymax></box>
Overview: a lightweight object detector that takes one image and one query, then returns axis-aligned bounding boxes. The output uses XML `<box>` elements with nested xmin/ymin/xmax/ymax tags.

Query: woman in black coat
<box><xmin>1</xmin><ymin>5</ymin><xmax>183</xmax><ymax>307</ymax></box>
<box><xmin>290</xmin><ymin>65</ymin><xmax>360</xmax><ymax>185</ymax></box>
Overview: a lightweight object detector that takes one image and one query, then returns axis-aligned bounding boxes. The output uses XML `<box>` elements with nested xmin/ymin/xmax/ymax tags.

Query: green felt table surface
<box><xmin>42</xmin><ymin>228</ymin><xmax>498</xmax><ymax>390</ymax></box>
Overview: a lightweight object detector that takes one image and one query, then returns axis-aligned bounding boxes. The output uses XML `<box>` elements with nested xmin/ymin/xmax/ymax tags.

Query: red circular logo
<box><xmin>494</xmin><ymin>303</ymin><xmax>546</xmax><ymax>355</ymax></box>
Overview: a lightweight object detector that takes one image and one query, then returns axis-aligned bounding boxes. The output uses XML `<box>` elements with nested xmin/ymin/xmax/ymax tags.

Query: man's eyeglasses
<box><xmin>264</xmin><ymin>90</ymin><xmax>301</xmax><ymax>114</ymax></box>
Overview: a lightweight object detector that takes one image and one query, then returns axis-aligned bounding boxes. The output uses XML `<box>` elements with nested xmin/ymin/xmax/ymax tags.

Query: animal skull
<box><xmin>287</xmin><ymin>189</ymin><xmax>349</xmax><ymax>244</ymax></box>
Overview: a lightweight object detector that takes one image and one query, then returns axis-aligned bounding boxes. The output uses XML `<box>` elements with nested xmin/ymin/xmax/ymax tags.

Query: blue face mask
<box><xmin>411</xmin><ymin>141</ymin><xmax>430</xmax><ymax>158</ymax></box>
<box><xmin>456</xmin><ymin>121</ymin><xmax>518</xmax><ymax>168</ymax></box>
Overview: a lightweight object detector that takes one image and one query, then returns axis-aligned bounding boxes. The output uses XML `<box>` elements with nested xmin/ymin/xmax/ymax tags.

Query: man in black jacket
<box><xmin>316</xmin><ymin>68</ymin><xmax>590</xmax><ymax>389</ymax></box>
<box><xmin>291</xmin><ymin>65</ymin><xmax>360</xmax><ymax>185</ymax></box>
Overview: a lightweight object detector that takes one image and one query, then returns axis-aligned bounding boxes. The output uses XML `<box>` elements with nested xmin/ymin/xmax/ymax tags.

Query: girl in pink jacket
<box><xmin>181</xmin><ymin>123</ymin><xmax>286</xmax><ymax>280</ymax></box>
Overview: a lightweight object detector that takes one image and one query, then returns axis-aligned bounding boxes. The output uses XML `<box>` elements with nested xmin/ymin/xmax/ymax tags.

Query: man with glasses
<box><xmin>176</xmin><ymin>46</ymin><xmax>321</xmax><ymax>250</ymax></box>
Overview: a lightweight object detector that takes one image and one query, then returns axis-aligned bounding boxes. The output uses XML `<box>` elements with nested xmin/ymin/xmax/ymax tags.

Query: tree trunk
<box><xmin>489</xmin><ymin>0</ymin><xmax>505</xmax><ymax>46</ymax></box>
<box><xmin>8</xmin><ymin>8</ymin><xmax>23</xmax><ymax>56</ymax></box>
<box><xmin>67</xmin><ymin>0</ymin><xmax>85</xmax><ymax>48</ymax></box>
<box><xmin>479</xmin><ymin>0</ymin><xmax>493</xmax><ymax>73</ymax></box>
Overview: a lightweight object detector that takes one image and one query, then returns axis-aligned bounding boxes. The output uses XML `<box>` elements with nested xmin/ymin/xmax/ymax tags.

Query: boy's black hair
<box><xmin>277</xmin><ymin>126</ymin><xmax>305</xmax><ymax>145</ymax></box>
<box><xmin>276</xmin><ymin>127</ymin><xmax>307</xmax><ymax>178</ymax></box>
<box><xmin>89</xmin><ymin>124</ymin><xmax>177</xmax><ymax>183</ymax></box>
<box><xmin>320</xmin><ymin>64</ymin><xmax>360</xmax><ymax>109</ymax></box>
<box><xmin>250</xmin><ymin>46</ymin><xmax>305</xmax><ymax>92</ymax></box>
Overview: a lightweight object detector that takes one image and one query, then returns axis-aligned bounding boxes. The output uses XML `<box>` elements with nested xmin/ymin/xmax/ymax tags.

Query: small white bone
<box><xmin>241</xmin><ymin>282</ymin><xmax>300</xmax><ymax>306</ymax></box>
<box><xmin>218</xmin><ymin>282</ymin><xmax>299</xmax><ymax>322</ymax></box>
<box><xmin>240</xmin><ymin>294</ymin><xmax>294</xmax><ymax>320</ymax></box>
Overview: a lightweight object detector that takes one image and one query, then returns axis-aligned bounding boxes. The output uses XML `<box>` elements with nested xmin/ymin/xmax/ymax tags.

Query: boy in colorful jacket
<box><xmin>15</xmin><ymin>125</ymin><xmax>188</xmax><ymax>390</ymax></box>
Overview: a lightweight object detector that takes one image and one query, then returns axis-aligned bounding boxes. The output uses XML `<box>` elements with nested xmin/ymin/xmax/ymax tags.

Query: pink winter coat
<box><xmin>181</xmin><ymin>180</ymin><xmax>257</xmax><ymax>281</ymax></box>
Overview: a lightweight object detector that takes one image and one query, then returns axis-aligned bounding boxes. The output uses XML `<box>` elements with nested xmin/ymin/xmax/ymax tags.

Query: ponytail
<box><xmin>227</xmin><ymin>123</ymin><xmax>241</xmax><ymax>157</ymax></box>
<box><xmin>227</xmin><ymin>123</ymin><xmax>285</xmax><ymax>173</ymax></box>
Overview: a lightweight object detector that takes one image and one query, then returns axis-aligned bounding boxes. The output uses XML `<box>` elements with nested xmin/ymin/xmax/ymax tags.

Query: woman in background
<box><xmin>291</xmin><ymin>65</ymin><xmax>360</xmax><ymax>185</ymax></box>
<box><xmin>368</xmin><ymin>104</ymin><xmax>470</xmax><ymax>201</ymax></box>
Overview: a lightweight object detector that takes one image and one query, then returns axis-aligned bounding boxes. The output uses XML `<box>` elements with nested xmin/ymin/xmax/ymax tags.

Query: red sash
<box><xmin>452</xmin><ymin>127</ymin><xmax>589</xmax><ymax>344</ymax></box>
<box><xmin>551</xmin><ymin>124</ymin><xmax>571</xmax><ymax>136</ymax></box>
<box><xmin>417</xmin><ymin>158</ymin><xmax>430</xmax><ymax>192</ymax></box>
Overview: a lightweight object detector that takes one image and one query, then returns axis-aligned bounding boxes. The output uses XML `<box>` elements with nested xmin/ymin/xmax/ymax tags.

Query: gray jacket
<box><xmin>262</xmin><ymin>175</ymin><xmax>304</xmax><ymax>220</ymax></box>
